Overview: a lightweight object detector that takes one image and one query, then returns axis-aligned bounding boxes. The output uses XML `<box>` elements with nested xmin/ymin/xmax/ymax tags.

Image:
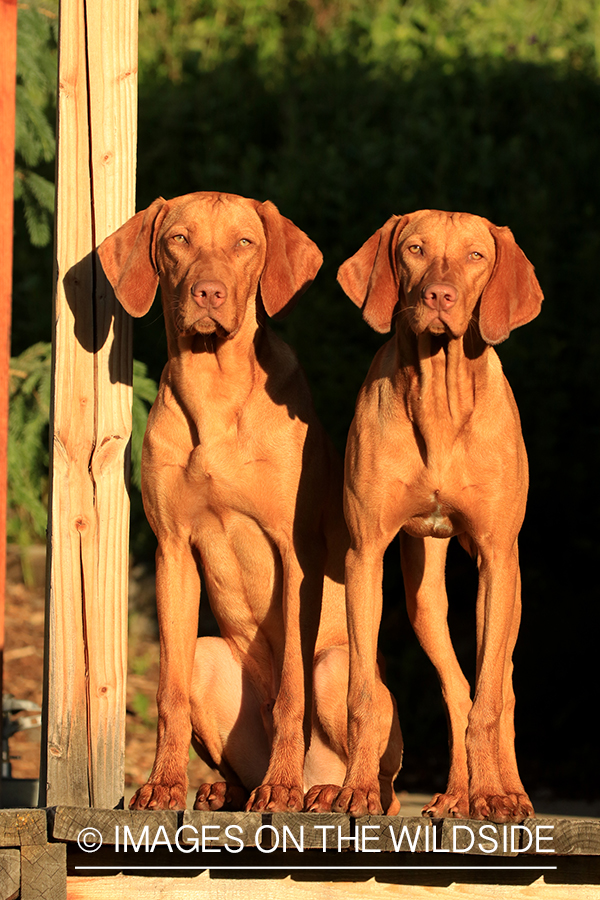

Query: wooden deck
<box><xmin>3</xmin><ymin>807</ymin><xmax>600</xmax><ymax>900</ymax></box>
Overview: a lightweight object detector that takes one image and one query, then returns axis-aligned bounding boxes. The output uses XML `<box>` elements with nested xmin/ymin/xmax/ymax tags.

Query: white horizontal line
<box><xmin>75</xmin><ymin>865</ymin><xmax>558</xmax><ymax>871</ymax></box>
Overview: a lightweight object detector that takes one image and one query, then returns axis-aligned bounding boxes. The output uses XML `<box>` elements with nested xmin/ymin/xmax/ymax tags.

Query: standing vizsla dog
<box><xmin>318</xmin><ymin>209</ymin><xmax>542</xmax><ymax>822</ymax></box>
<box><xmin>98</xmin><ymin>192</ymin><xmax>401</xmax><ymax>813</ymax></box>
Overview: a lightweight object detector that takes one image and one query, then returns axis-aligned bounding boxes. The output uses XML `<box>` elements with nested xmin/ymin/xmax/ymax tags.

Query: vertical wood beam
<box><xmin>41</xmin><ymin>0</ymin><xmax>138</xmax><ymax>808</ymax></box>
<box><xmin>0</xmin><ymin>0</ymin><xmax>18</xmax><ymax>804</ymax></box>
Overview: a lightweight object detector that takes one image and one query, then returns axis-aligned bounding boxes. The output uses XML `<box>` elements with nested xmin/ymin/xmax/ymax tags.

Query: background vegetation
<box><xmin>11</xmin><ymin>0</ymin><xmax>600</xmax><ymax>800</ymax></box>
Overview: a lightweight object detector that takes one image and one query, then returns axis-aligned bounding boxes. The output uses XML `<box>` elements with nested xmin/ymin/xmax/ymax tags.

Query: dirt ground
<box><xmin>2</xmin><ymin>545</ymin><xmax>213</xmax><ymax>796</ymax></box>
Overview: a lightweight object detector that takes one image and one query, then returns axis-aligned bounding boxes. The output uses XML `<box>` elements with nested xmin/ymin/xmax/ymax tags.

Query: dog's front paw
<box><xmin>246</xmin><ymin>783</ymin><xmax>304</xmax><ymax>812</ymax></box>
<box><xmin>129</xmin><ymin>780</ymin><xmax>187</xmax><ymax>810</ymax></box>
<box><xmin>194</xmin><ymin>782</ymin><xmax>249</xmax><ymax>811</ymax></box>
<box><xmin>422</xmin><ymin>791</ymin><xmax>469</xmax><ymax>819</ymax></box>
<box><xmin>303</xmin><ymin>784</ymin><xmax>343</xmax><ymax>812</ymax></box>
<box><xmin>330</xmin><ymin>786</ymin><xmax>383</xmax><ymax>817</ymax></box>
<box><xmin>469</xmin><ymin>792</ymin><xmax>523</xmax><ymax>823</ymax></box>
<box><xmin>511</xmin><ymin>791</ymin><xmax>535</xmax><ymax>820</ymax></box>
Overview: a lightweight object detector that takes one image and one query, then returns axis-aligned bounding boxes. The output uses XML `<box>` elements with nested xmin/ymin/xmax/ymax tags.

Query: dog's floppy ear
<box><xmin>479</xmin><ymin>224</ymin><xmax>543</xmax><ymax>345</ymax></box>
<box><xmin>97</xmin><ymin>198</ymin><xmax>168</xmax><ymax>317</ymax></box>
<box><xmin>337</xmin><ymin>214</ymin><xmax>409</xmax><ymax>333</ymax></box>
<box><xmin>254</xmin><ymin>200</ymin><xmax>323</xmax><ymax>318</ymax></box>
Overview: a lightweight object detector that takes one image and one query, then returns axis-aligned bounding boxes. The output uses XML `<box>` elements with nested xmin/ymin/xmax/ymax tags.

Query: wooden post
<box><xmin>41</xmin><ymin>0</ymin><xmax>138</xmax><ymax>808</ymax></box>
<box><xmin>0</xmin><ymin>0</ymin><xmax>18</xmax><ymax>805</ymax></box>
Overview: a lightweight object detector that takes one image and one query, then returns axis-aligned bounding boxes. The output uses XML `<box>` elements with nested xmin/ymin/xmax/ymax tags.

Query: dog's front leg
<box><xmin>247</xmin><ymin>544</ymin><xmax>323</xmax><ymax>812</ymax></box>
<box><xmin>130</xmin><ymin>538</ymin><xmax>201</xmax><ymax>810</ymax></box>
<box><xmin>328</xmin><ymin>542</ymin><xmax>388</xmax><ymax>817</ymax></box>
<box><xmin>467</xmin><ymin>540</ymin><xmax>530</xmax><ymax>822</ymax></box>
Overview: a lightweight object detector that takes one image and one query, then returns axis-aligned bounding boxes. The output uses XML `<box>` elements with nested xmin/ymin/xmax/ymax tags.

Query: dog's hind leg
<box><xmin>304</xmin><ymin>645</ymin><xmax>402</xmax><ymax>814</ymax></box>
<box><xmin>190</xmin><ymin>635</ymin><xmax>272</xmax><ymax>811</ymax></box>
<box><xmin>400</xmin><ymin>533</ymin><xmax>472</xmax><ymax>820</ymax></box>
<box><xmin>496</xmin><ymin>563</ymin><xmax>533</xmax><ymax>819</ymax></box>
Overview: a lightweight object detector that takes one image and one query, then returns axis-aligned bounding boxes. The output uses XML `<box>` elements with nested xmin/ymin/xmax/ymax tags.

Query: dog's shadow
<box><xmin>63</xmin><ymin>250</ymin><xmax>133</xmax><ymax>388</ymax></box>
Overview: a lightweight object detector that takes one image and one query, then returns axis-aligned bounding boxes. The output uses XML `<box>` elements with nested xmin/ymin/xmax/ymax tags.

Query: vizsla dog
<box><xmin>318</xmin><ymin>209</ymin><xmax>542</xmax><ymax>821</ymax></box>
<box><xmin>98</xmin><ymin>192</ymin><xmax>401</xmax><ymax>812</ymax></box>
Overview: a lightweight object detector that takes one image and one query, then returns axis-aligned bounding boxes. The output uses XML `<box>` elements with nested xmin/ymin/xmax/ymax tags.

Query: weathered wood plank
<box><xmin>0</xmin><ymin>810</ymin><xmax>47</xmax><ymax>846</ymax></box>
<box><xmin>271</xmin><ymin>812</ymin><xmax>351</xmax><ymax>850</ymax></box>
<box><xmin>21</xmin><ymin>843</ymin><xmax>66</xmax><ymax>900</ymax></box>
<box><xmin>0</xmin><ymin>849</ymin><xmax>20</xmax><ymax>900</ymax></box>
<box><xmin>181</xmin><ymin>812</ymin><xmax>264</xmax><ymax>849</ymax></box>
<box><xmin>83</xmin><ymin>0</ymin><xmax>137</xmax><ymax>810</ymax></box>
<box><xmin>42</xmin><ymin>0</ymin><xmax>138</xmax><ymax>808</ymax></box>
<box><xmin>52</xmin><ymin>808</ymin><xmax>178</xmax><ymax>846</ymax></box>
<box><xmin>42</xmin><ymin>0</ymin><xmax>96</xmax><ymax>809</ymax></box>
<box><xmin>523</xmin><ymin>818</ymin><xmax>600</xmax><ymax>856</ymax></box>
<box><xmin>440</xmin><ymin>818</ymin><xmax>521</xmax><ymax>857</ymax></box>
<box><xmin>355</xmin><ymin>815</ymin><xmax>430</xmax><ymax>853</ymax></box>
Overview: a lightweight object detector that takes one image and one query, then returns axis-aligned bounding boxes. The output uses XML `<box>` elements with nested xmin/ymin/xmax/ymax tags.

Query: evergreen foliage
<box><xmin>14</xmin><ymin>0</ymin><xmax>58</xmax><ymax>247</ymax></box>
<box><xmin>7</xmin><ymin>343</ymin><xmax>52</xmax><ymax>546</ymax></box>
<box><xmin>136</xmin><ymin>0</ymin><xmax>600</xmax><ymax>79</ymax></box>
<box><xmin>131</xmin><ymin>359</ymin><xmax>160</xmax><ymax>493</ymax></box>
<box><xmin>8</xmin><ymin>344</ymin><xmax>157</xmax><ymax>545</ymax></box>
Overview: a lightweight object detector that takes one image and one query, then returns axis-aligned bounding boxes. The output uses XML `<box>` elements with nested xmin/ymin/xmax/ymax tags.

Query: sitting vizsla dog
<box><xmin>319</xmin><ymin>209</ymin><xmax>542</xmax><ymax>822</ymax></box>
<box><xmin>98</xmin><ymin>192</ymin><xmax>401</xmax><ymax>812</ymax></box>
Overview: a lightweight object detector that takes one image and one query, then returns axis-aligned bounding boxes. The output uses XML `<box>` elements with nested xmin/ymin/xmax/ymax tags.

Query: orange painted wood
<box><xmin>42</xmin><ymin>0</ymin><xmax>138</xmax><ymax>807</ymax></box>
<box><xmin>0</xmin><ymin>0</ymin><xmax>18</xmax><ymax>794</ymax></box>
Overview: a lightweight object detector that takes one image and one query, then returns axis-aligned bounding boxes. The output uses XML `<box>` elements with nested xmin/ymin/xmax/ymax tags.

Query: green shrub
<box><xmin>8</xmin><ymin>343</ymin><xmax>157</xmax><ymax>546</ymax></box>
<box><xmin>8</xmin><ymin>343</ymin><xmax>52</xmax><ymax>546</ymax></box>
<box><xmin>14</xmin><ymin>0</ymin><xmax>58</xmax><ymax>248</ymax></box>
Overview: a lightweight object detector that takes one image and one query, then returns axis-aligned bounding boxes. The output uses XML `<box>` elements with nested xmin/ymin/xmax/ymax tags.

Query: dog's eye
<box><xmin>408</xmin><ymin>245</ymin><xmax>422</xmax><ymax>255</ymax></box>
<box><xmin>469</xmin><ymin>251</ymin><xmax>483</xmax><ymax>260</ymax></box>
<box><xmin>172</xmin><ymin>234</ymin><xmax>187</xmax><ymax>244</ymax></box>
<box><xmin>238</xmin><ymin>238</ymin><xmax>252</xmax><ymax>247</ymax></box>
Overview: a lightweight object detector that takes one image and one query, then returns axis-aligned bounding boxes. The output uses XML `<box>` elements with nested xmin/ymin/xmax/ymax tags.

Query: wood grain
<box><xmin>64</xmin><ymin>870</ymin><xmax>600</xmax><ymax>900</ymax></box>
<box><xmin>83</xmin><ymin>0</ymin><xmax>137</xmax><ymax>810</ymax></box>
<box><xmin>181</xmin><ymin>812</ymin><xmax>265</xmax><ymax>849</ymax></box>
<box><xmin>0</xmin><ymin>810</ymin><xmax>47</xmax><ymax>847</ymax></box>
<box><xmin>0</xmin><ymin>849</ymin><xmax>19</xmax><ymax>900</ymax></box>
<box><xmin>42</xmin><ymin>0</ymin><xmax>137</xmax><ymax>808</ymax></box>
<box><xmin>21</xmin><ymin>843</ymin><xmax>66</xmax><ymax>900</ymax></box>
<box><xmin>270</xmin><ymin>812</ymin><xmax>351</xmax><ymax>850</ymax></box>
<box><xmin>523</xmin><ymin>818</ymin><xmax>600</xmax><ymax>856</ymax></box>
<box><xmin>52</xmin><ymin>808</ymin><xmax>178</xmax><ymax>845</ymax></box>
<box><xmin>440</xmin><ymin>818</ymin><xmax>520</xmax><ymax>857</ymax></box>
<box><xmin>356</xmin><ymin>815</ymin><xmax>430</xmax><ymax>853</ymax></box>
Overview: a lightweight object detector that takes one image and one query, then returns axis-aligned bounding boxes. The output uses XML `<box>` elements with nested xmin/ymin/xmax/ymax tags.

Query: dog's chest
<box><xmin>144</xmin><ymin>380</ymin><xmax>305</xmax><ymax>542</ymax></box>
<box><xmin>168</xmin><ymin>424</ymin><xmax>295</xmax><ymax>536</ymax></box>
<box><xmin>187</xmin><ymin>434</ymin><xmax>243</xmax><ymax>482</ymax></box>
<box><xmin>154</xmin><ymin>434</ymin><xmax>288</xmax><ymax>638</ymax></box>
<box><xmin>403</xmin><ymin>495</ymin><xmax>456</xmax><ymax>538</ymax></box>
<box><xmin>181</xmin><ymin>436</ymin><xmax>265</xmax><ymax>512</ymax></box>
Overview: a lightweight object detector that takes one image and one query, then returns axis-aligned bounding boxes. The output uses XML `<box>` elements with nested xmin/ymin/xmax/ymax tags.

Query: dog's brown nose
<box><xmin>422</xmin><ymin>283</ymin><xmax>457</xmax><ymax>311</ymax></box>
<box><xmin>191</xmin><ymin>280</ymin><xmax>228</xmax><ymax>308</ymax></box>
